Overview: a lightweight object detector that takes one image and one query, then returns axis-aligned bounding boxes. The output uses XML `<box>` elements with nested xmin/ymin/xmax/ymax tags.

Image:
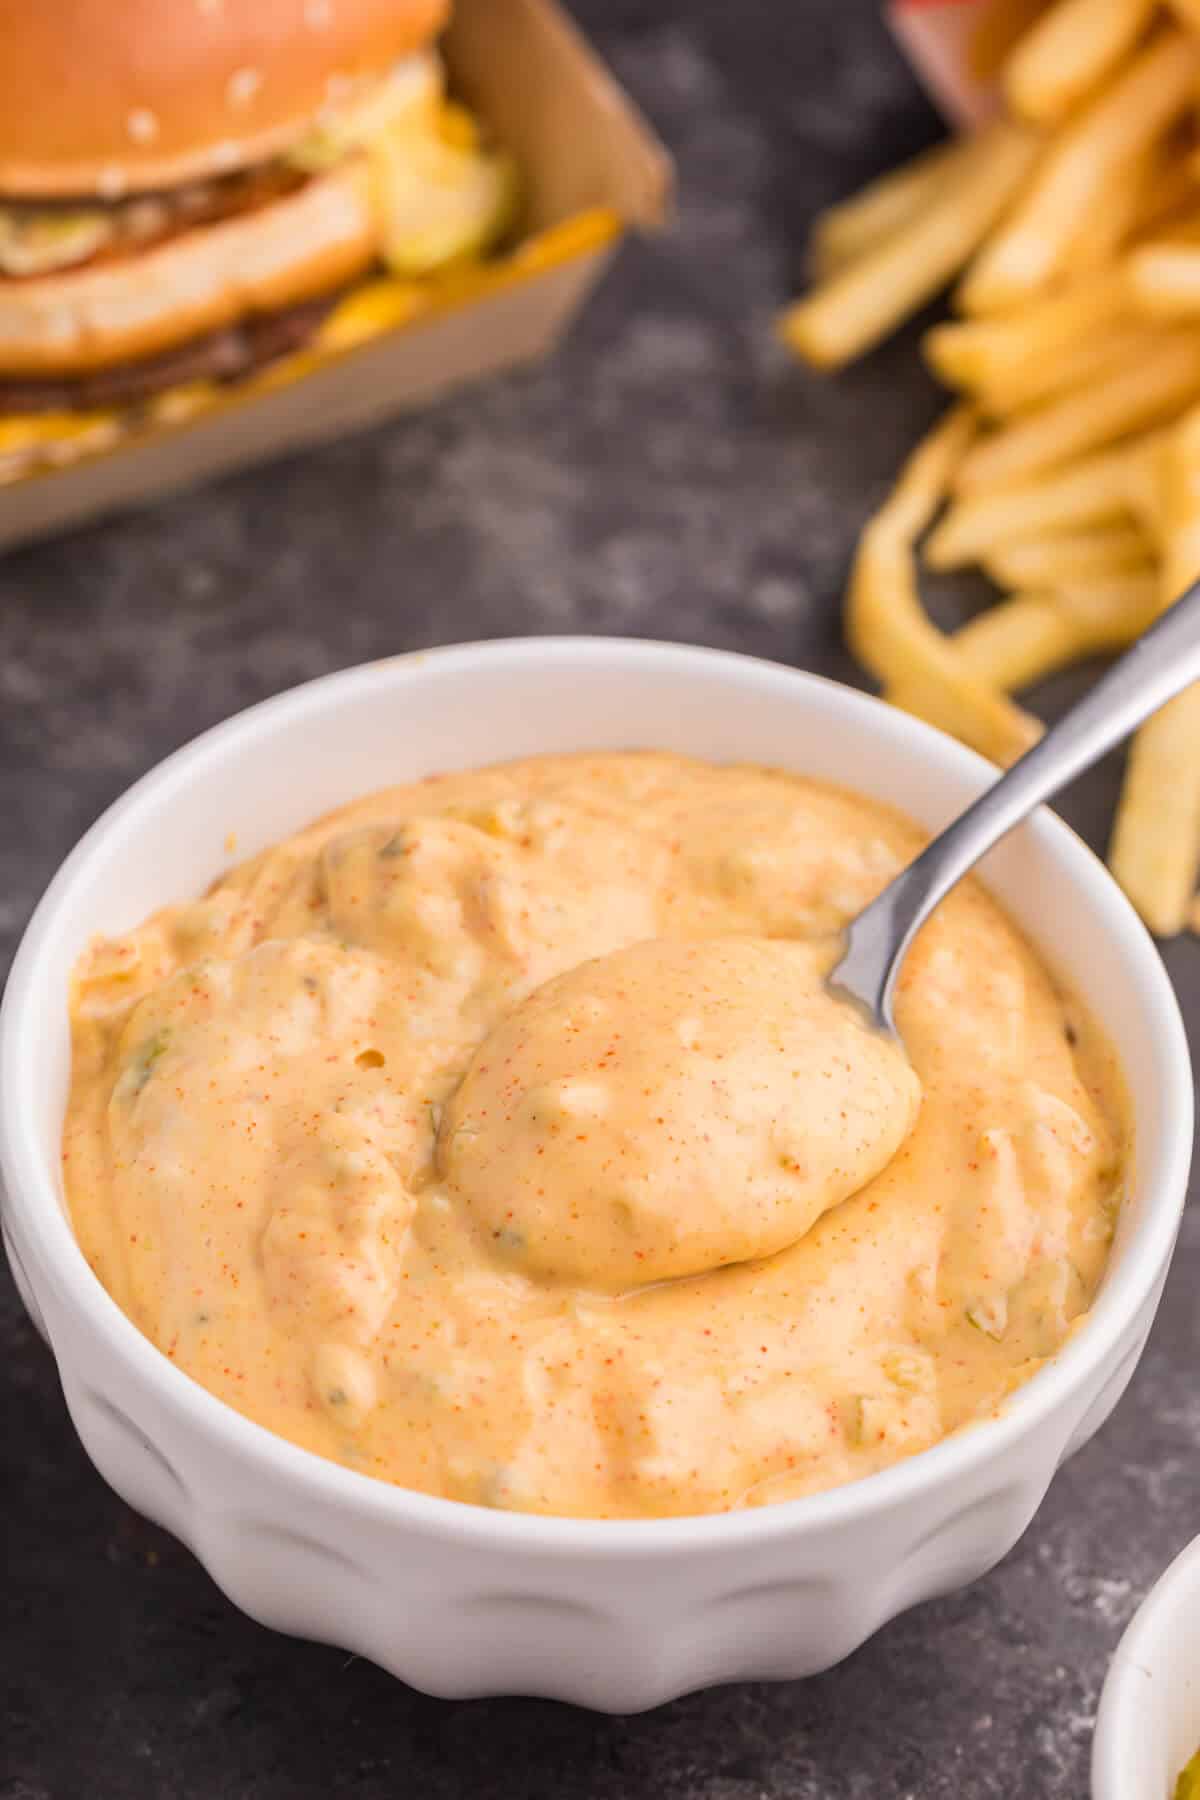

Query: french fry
<box><xmin>1004</xmin><ymin>0</ymin><xmax>1159</xmax><ymax>126</ymax></box>
<box><xmin>972</xmin><ymin>324</ymin><xmax>1167</xmax><ymax>419</ymax></box>
<box><xmin>1110</xmin><ymin>695</ymin><xmax>1200</xmax><ymax>936</ymax></box>
<box><xmin>1038</xmin><ymin>573</ymin><xmax>1161</xmax><ymax>647</ymax></box>
<box><xmin>1126</xmin><ymin>240</ymin><xmax>1200</xmax><ymax>318</ymax></box>
<box><xmin>846</xmin><ymin>409</ymin><xmax>1041</xmax><ymax>766</ymax></box>
<box><xmin>952</xmin><ymin>597</ymin><xmax>1078</xmax><ymax>692</ymax></box>
<box><xmin>810</xmin><ymin>139</ymin><xmax>968</xmax><ymax>278</ymax></box>
<box><xmin>959</xmin><ymin>27</ymin><xmax>1200</xmax><ymax>315</ymax></box>
<box><xmin>1135</xmin><ymin>207</ymin><xmax>1200</xmax><ymax>247</ymax></box>
<box><xmin>954</xmin><ymin>334</ymin><xmax>1200</xmax><ymax>495</ymax></box>
<box><xmin>1156</xmin><ymin>415</ymin><xmax>1200</xmax><ymax>591</ymax></box>
<box><xmin>1123</xmin><ymin>431</ymin><xmax>1172</xmax><ymax>540</ymax></box>
<box><xmin>780</xmin><ymin>123</ymin><xmax>1040</xmax><ymax>371</ymax></box>
<box><xmin>953</xmin><ymin>576</ymin><xmax>1160</xmax><ymax>691</ymax></box>
<box><xmin>1067</xmin><ymin>140</ymin><xmax>1160</xmax><ymax>272</ymax></box>
<box><xmin>926</xmin><ymin>442</ymin><xmax>1148</xmax><ymax>569</ymax></box>
<box><xmin>980</xmin><ymin>523</ymin><xmax>1153</xmax><ymax>590</ymax></box>
<box><xmin>1127</xmin><ymin>148</ymin><xmax>1199</xmax><ymax>242</ymax></box>
<box><xmin>923</xmin><ymin>269</ymin><xmax>1132</xmax><ymax>396</ymax></box>
<box><xmin>1109</xmin><ymin>404</ymin><xmax>1200</xmax><ymax>934</ymax></box>
<box><xmin>969</xmin><ymin>0</ymin><xmax>1055</xmax><ymax>83</ymax></box>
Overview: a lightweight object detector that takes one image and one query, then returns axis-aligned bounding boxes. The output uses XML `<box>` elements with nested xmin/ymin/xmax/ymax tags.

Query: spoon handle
<box><xmin>834</xmin><ymin>575</ymin><xmax>1200</xmax><ymax>1030</ymax></box>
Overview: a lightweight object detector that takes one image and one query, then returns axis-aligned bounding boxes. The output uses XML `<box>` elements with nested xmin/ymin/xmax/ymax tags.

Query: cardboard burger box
<box><xmin>0</xmin><ymin>0</ymin><xmax>671</xmax><ymax>552</ymax></box>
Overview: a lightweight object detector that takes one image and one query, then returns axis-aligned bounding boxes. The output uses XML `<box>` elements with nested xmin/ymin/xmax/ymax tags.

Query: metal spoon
<box><xmin>829</xmin><ymin>578</ymin><xmax>1200</xmax><ymax>1036</ymax></box>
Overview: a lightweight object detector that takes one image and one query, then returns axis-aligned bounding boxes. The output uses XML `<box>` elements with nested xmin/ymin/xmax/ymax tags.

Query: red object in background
<box><xmin>887</xmin><ymin>0</ymin><xmax>1000</xmax><ymax>125</ymax></box>
<box><xmin>887</xmin><ymin>0</ymin><xmax>1049</xmax><ymax>126</ymax></box>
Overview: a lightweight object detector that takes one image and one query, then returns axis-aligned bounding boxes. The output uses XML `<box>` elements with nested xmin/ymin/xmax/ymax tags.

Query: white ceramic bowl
<box><xmin>1094</xmin><ymin>1534</ymin><xmax>1200</xmax><ymax>1798</ymax></box>
<box><xmin>1</xmin><ymin>638</ymin><xmax>1192</xmax><ymax>1713</ymax></box>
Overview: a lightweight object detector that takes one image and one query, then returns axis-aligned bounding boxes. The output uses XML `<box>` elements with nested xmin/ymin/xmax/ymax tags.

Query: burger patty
<box><xmin>0</xmin><ymin>291</ymin><xmax>343</xmax><ymax>413</ymax></box>
<box><xmin>0</xmin><ymin>163</ymin><xmax>312</xmax><ymax>281</ymax></box>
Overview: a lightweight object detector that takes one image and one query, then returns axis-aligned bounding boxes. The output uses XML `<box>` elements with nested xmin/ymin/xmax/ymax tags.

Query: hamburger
<box><xmin>0</xmin><ymin>0</ymin><xmax>517</xmax><ymax>480</ymax></box>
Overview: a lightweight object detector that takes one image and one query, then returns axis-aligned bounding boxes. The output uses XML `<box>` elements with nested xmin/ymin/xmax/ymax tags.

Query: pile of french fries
<box><xmin>782</xmin><ymin>0</ymin><xmax>1200</xmax><ymax>936</ymax></box>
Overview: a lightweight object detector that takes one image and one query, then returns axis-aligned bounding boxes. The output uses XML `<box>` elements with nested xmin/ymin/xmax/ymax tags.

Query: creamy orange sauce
<box><xmin>63</xmin><ymin>753</ymin><xmax>1128</xmax><ymax>1518</ymax></box>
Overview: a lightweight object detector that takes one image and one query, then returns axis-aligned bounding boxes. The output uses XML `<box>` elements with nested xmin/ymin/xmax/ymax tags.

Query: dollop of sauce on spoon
<box><xmin>439</xmin><ymin>935</ymin><xmax>922</xmax><ymax>1287</ymax></box>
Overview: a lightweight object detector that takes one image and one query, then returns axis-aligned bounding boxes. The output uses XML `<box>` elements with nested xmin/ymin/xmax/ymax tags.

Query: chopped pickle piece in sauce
<box><xmin>64</xmin><ymin>752</ymin><xmax>1129</xmax><ymax>1519</ymax></box>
